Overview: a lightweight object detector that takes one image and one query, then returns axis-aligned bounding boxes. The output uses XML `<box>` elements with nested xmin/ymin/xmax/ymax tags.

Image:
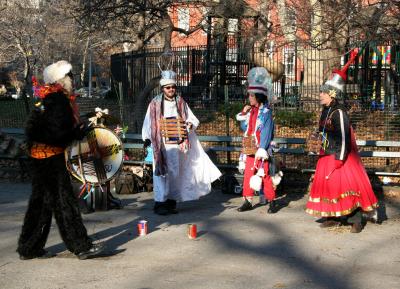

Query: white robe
<box><xmin>142</xmin><ymin>98</ymin><xmax>222</xmax><ymax>202</ymax></box>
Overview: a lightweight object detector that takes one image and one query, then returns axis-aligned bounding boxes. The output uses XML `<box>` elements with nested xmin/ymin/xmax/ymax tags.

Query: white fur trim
<box><xmin>249</xmin><ymin>175</ymin><xmax>262</xmax><ymax>191</ymax></box>
<box><xmin>160</xmin><ymin>70</ymin><xmax>176</xmax><ymax>87</ymax></box>
<box><xmin>160</xmin><ymin>78</ymin><xmax>176</xmax><ymax>87</ymax></box>
<box><xmin>271</xmin><ymin>171</ymin><xmax>283</xmax><ymax>186</ymax></box>
<box><xmin>238</xmin><ymin>160</ymin><xmax>246</xmax><ymax>174</ymax></box>
<box><xmin>255</xmin><ymin>148</ymin><xmax>268</xmax><ymax>160</ymax></box>
<box><xmin>256</xmin><ymin>167</ymin><xmax>265</xmax><ymax>177</ymax></box>
<box><xmin>43</xmin><ymin>60</ymin><xmax>72</xmax><ymax>84</ymax></box>
<box><xmin>236</xmin><ymin>112</ymin><xmax>248</xmax><ymax>121</ymax></box>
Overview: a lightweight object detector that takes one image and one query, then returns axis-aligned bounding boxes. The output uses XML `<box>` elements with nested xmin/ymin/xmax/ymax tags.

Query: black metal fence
<box><xmin>109</xmin><ymin>42</ymin><xmax>400</xmax><ymax>141</ymax></box>
<box><xmin>1</xmin><ymin>42</ymin><xmax>400</xmax><ymax>142</ymax></box>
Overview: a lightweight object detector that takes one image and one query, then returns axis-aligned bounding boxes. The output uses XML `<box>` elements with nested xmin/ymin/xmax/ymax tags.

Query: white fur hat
<box><xmin>43</xmin><ymin>60</ymin><xmax>72</xmax><ymax>84</ymax></box>
<box><xmin>160</xmin><ymin>70</ymin><xmax>176</xmax><ymax>87</ymax></box>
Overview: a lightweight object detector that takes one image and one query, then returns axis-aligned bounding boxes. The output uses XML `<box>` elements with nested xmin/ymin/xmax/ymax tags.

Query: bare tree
<box><xmin>0</xmin><ymin>1</ymin><xmax>45</xmax><ymax>96</ymax></box>
<box><xmin>0</xmin><ymin>0</ymin><xmax>92</xmax><ymax>96</ymax></box>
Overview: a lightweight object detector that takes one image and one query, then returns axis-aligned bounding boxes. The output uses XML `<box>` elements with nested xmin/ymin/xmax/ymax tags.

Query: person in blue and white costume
<box><xmin>236</xmin><ymin>67</ymin><xmax>281</xmax><ymax>214</ymax></box>
<box><xmin>142</xmin><ymin>70</ymin><xmax>221</xmax><ymax>215</ymax></box>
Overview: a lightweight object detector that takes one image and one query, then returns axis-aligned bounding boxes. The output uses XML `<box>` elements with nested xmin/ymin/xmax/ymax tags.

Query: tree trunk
<box><xmin>22</xmin><ymin>54</ymin><xmax>31</xmax><ymax>114</ymax></box>
<box><xmin>276</xmin><ymin>0</ymin><xmax>296</xmax><ymax>43</ymax></box>
<box><xmin>81</xmin><ymin>37</ymin><xmax>90</xmax><ymax>87</ymax></box>
<box><xmin>132</xmin><ymin>76</ymin><xmax>161</xmax><ymax>132</ymax></box>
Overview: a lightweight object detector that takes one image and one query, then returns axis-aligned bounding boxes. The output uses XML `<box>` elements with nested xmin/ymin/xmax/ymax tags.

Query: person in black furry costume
<box><xmin>17</xmin><ymin>60</ymin><xmax>104</xmax><ymax>260</ymax></box>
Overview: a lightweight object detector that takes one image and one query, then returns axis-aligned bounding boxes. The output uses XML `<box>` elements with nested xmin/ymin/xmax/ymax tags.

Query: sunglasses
<box><xmin>163</xmin><ymin>86</ymin><xmax>176</xmax><ymax>90</ymax></box>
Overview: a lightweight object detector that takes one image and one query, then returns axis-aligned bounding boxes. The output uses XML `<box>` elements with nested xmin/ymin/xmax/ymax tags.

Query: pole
<box><xmin>88</xmin><ymin>42</ymin><xmax>92</xmax><ymax>98</ymax></box>
<box><xmin>224</xmin><ymin>85</ymin><xmax>231</xmax><ymax>164</ymax></box>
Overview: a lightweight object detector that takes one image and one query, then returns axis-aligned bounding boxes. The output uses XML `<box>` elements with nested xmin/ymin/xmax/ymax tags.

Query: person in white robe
<box><xmin>142</xmin><ymin>70</ymin><xmax>221</xmax><ymax>215</ymax></box>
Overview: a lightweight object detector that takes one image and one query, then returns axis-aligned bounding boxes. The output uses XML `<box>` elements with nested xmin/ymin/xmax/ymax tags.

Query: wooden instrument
<box><xmin>160</xmin><ymin>117</ymin><xmax>188</xmax><ymax>144</ymax></box>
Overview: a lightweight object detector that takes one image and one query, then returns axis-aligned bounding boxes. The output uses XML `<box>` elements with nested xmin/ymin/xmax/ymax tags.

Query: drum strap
<box><xmin>30</xmin><ymin>143</ymin><xmax>64</xmax><ymax>159</ymax></box>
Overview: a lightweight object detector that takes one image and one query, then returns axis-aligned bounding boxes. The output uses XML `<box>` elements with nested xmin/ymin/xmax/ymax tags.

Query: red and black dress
<box><xmin>306</xmin><ymin>103</ymin><xmax>378</xmax><ymax>217</ymax></box>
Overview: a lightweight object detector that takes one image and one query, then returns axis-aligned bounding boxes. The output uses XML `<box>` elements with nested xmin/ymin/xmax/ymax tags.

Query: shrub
<box><xmin>274</xmin><ymin>110</ymin><xmax>315</xmax><ymax>128</ymax></box>
<box><xmin>217</xmin><ymin>101</ymin><xmax>245</xmax><ymax>120</ymax></box>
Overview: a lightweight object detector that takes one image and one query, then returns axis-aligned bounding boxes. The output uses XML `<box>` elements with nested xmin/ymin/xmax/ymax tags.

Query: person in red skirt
<box><xmin>236</xmin><ymin>67</ymin><xmax>279</xmax><ymax>214</ymax></box>
<box><xmin>305</xmin><ymin>54</ymin><xmax>378</xmax><ymax>233</ymax></box>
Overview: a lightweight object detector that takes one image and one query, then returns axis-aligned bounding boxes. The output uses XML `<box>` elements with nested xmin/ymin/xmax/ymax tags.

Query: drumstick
<box><xmin>325</xmin><ymin>168</ymin><xmax>336</xmax><ymax>180</ymax></box>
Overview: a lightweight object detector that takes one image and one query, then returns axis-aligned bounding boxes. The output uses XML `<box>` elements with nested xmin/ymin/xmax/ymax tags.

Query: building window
<box><xmin>228</xmin><ymin>18</ymin><xmax>238</xmax><ymax>34</ymax></box>
<box><xmin>283</xmin><ymin>47</ymin><xmax>295</xmax><ymax>76</ymax></box>
<box><xmin>177</xmin><ymin>7</ymin><xmax>190</xmax><ymax>32</ymax></box>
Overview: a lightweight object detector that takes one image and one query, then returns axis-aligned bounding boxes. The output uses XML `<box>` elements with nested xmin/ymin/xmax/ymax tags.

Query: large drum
<box><xmin>65</xmin><ymin>127</ymin><xmax>123</xmax><ymax>184</ymax></box>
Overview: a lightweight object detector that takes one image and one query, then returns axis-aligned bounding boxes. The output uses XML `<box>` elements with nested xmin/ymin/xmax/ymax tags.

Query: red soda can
<box><xmin>187</xmin><ymin>224</ymin><xmax>197</xmax><ymax>239</ymax></box>
<box><xmin>137</xmin><ymin>220</ymin><xmax>148</xmax><ymax>236</ymax></box>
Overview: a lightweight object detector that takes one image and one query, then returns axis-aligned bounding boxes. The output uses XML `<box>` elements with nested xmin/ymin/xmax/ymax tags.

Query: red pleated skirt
<box><xmin>306</xmin><ymin>128</ymin><xmax>378</xmax><ymax>217</ymax></box>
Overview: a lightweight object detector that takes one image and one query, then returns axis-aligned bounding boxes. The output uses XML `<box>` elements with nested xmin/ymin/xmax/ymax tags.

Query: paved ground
<box><xmin>0</xmin><ymin>181</ymin><xmax>399</xmax><ymax>289</ymax></box>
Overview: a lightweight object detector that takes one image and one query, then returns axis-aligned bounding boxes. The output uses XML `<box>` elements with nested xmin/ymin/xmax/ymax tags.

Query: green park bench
<box><xmin>1</xmin><ymin>128</ymin><xmax>399</xmax><ymax>190</ymax></box>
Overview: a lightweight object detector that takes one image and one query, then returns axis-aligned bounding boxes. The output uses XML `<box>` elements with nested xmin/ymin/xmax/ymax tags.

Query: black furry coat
<box><xmin>25</xmin><ymin>91</ymin><xmax>79</xmax><ymax>148</ymax></box>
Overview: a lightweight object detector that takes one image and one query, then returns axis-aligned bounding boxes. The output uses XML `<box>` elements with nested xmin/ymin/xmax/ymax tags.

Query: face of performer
<box><xmin>59</xmin><ymin>71</ymin><xmax>74</xmax><ymax>95</ymax></box>
<box><xmin>248</xmin><ymin>93</ymin><xmax>259</xmax><ymax>107</ymax></box>
<box><xmin>319</xmin><ymin>91</ymin><xmax>333</xmax><ymax>106</ymax></box>
<box><xmin>162</xmin><ymin>84</ymin><xmax>176</xmax><ymax>99</ymax></box>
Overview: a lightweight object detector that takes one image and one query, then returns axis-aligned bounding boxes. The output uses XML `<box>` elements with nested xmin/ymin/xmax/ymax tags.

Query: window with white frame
<box><xmin>177</xmin><ymin>7</ymin><xmax>190</xmax><ymax>32</ymax></box>
<box><xmin>283</xmin><ymin>47</ymin><xmax>295</xmax><ymax>76</ymax></box>
<box><xmin>228</xmin><ymin>18</ymin><xmax>238</xmax><ymax>34</ymax></box>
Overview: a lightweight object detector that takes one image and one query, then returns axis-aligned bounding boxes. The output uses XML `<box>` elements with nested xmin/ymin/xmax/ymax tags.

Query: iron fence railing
<box><xmin>1</xmin><ymin>42</ymin><xmax>400</xmax><ymax>170</ymax></box>
<box><xmin>109</xmin><ymin>42</ymin><xmax>400</xmax><ymax>139</ymax></box>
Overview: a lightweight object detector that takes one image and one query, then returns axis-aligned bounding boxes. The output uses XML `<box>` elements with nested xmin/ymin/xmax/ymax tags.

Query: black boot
<box><xmin>267</xmin><ymin>200</ymin><xmax>278</xmax><ymax>214</ymax></box>
<box><xmin>237</xmin><ymin>199</ymin><xmax>253</xmax><ymax>212</ymax></box>
<box><xmin>154</xmin><ymin>201</ymin><xmax>169</xmax><ymax>215</ymax></box>
<box><xmin>77</xmin><ymin>242</ymin><xmax>105</xmax><ymax>260</ymax></box>
<box><xmin>347</xmin><ymin>209</ymin><xmax>364</xmax><ymax>233</ymax></box>
<box><xmin>165</xmin><ymin>199</ymin><xmax>178</xmax><ymax>214</ymax></box>
<box><xmin>350</xmin><ymin>222</ymin><xmax>363</xmax><ymax>233</ymax></box>
<box><xmin>107</xmin><ymin>192</ymin><xmax>123</xmax><ymax>210</ymax></box>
